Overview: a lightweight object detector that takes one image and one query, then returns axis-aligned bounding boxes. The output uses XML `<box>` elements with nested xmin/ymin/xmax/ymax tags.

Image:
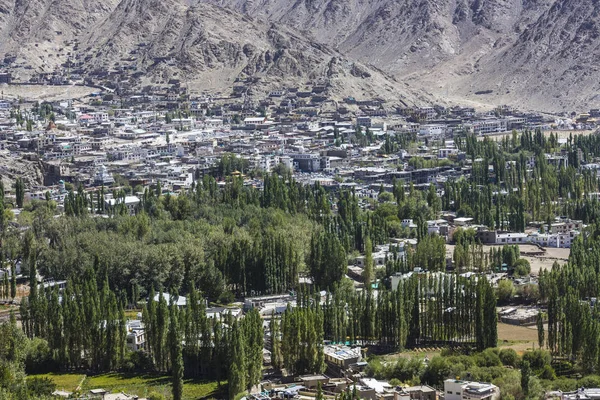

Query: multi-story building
<box><xmin>467</xmin><ymin>119</ymin><xmax>508</xmax><ymax>135</ymax></box>
<box><xmin>125</xmin><ymin>320</ymin><xmax>146</xmax><ymax>351</ymax></box>
<box><xmin>444</xmin><ymin>380</ymin><xmax>500</xmax><ymax>400</ymax></box>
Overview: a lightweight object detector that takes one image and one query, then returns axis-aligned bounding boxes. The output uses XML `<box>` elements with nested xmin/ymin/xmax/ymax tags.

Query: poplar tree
<box><xmin>15</xmin><ymin>177</ymin><xmax>24</xmax><ymax>208</ymax></box>
<box><xmin>169</xmin><ymin>305</ymin><xmax>184</xmax><ymax>400</ymax></box>
<box><xmin>362</xmin><ymin>236</ymin><xmax>374</xmax><ymax>287</ymax></box>
<box><xmin>537</xmin><ymin>311</ymin><xmax>545</xmax><ymax>348</ymax></box>
<box><xmin>229</xmin><ymin>320</ymin><xmax>246</xmax><ymax>400</ymax></box>
<box><xmin>521</xmin><ymin>360</ymin><xmax>531</xmax><ymax>395</ymax></box>
<box><xmin>244</xmin><ymin>308</ymin><xmax>263</xmax><ymax>391</ymax></box>
<box><xmin>269</xmin><ymin>314</ymin><xmax>282</xmax><ymax>370</ymax></box>
<box><xmin>1</xmin><ymin>264</ymin><xmax>8</xmax><ymax>299</ymax></box>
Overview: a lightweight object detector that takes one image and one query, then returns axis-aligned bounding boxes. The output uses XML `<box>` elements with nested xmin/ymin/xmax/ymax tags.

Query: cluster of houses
<box><xmin>0</xmin><ymin>80</ymin><xmax>595</xmax><ymax>210</ymax></box>
<box><xmin>254</xmin><ymin>378</ymin><xmax>499</xmax><ymax>400</ymax></box>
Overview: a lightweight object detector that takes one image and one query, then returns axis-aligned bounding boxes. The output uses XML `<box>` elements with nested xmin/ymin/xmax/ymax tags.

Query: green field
<box><xmin>29</xmin><ymin>372</ymin><xmax>224</xmax><ymax>399</ymax></box>
<box><xmin>28</xmin><ymin>373</ymin><xmax>85</xmax><ymax>392</ymax></box>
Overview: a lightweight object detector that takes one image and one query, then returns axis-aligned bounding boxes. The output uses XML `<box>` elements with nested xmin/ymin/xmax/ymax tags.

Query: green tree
<box><xmin>15</xmin><ymin>178</ymin><xmax>24</xmax><ymax>208</ymax></box>
<box><xmin>521</xmin><ymin>360</ymin><xmax>531</xmax><ymax>395</ymax></box>
<box><xmin>169</xmin><ymin>305</ymin><xmax>184</xmax><ymax>400</ymax></box>
<box><xmin>270</xmin><ymin>314</ymin><xmax>282</xmax><ymax>370</ymax></box>
<box><xmin>10</xmin><ymin>264</ymin><xmax>16</xmax><ymax>300</ymax></box>
<box><xmin>362</xmin><ymin>236</ymin><xmax>374</xmax><ymax>288</ymax></box>
<box><xmin>536</xmin><ymin>312</ymin><xmax>544</xmax><ymax>349</ymax></box>
<box><xmin>308</xmin><ymin>232</ymin><xmax>347</xmax><ymax>290</ymax></box>
<box><xmin>229</xmin><ymin>321</ymin><xmax>246</xmax><ymax>400</ymax></box>
<box><xmin>316</xmin><ymin>382</ymin><xmax>324</xmax><ymax>400</ymax></box>
<box><xmin>497</xmin><ymin>280</ymin><xmax>515</xmax><ymax>303</ymax></box>
<box><xmin>244</xmin><ymin>308</ymin><xmax>263</xmax><ymax>391</ymax></box>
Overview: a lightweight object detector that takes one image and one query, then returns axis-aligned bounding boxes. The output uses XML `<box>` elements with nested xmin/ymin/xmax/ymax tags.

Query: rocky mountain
<box><xmin>200</xmin><ymin>0</ymin><xmax>600</xmax><ymax>112</ymax></box>
<box><xmin>0</xmin><ymin>0</ymin><xmax>118</xmax><ymax>71</ymax></box>
<box><xmin>0</xmin><ymin>0</ymin><xmax>598</xmax><ymax>111</ymax></box>
<box><xmin>85</xmin><ymin>0</ymin><xmax>429</xmax><ymax>102</ymax></box>
<box><xmin>0</xmin><ymin>0</ymin><xmax>430</xmax><ymax>105</ymax></box>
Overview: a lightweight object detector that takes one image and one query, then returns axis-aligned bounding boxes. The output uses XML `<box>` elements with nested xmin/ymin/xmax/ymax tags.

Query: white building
<box><xmin>324</xmin><ymin>345</ymin><xmax>362</xmax><ymax>369</ymax></box>
<box><xmin>105</xmin><ymin>196</ymin><xmax>140</xmax><ymax>215</ymax></box>
<box><xmin>467</xmin><ymin>119</ymin><xmax>508</xmax><ymax>135</ymax></box>
<box><xmin>444</xmin><ymin>379</ymin><xmax>500</xmax><ymax>400</ymax></box>
<box><xmin>495</xmin><ymin>232</ymin><xmax>529</xmax><ymax>244</ymax></box>
<box><xmin>561</xmin><ymin>388</ymin><xmax>600</xmax><ymax>400</ymax></box>
<box><xmin>91</xmin><ymin>112</ymin><xmax>110</xmax><ymax>123</ymax></box>
<box><xmin>125</xmin><ymin>320</ymin><xmax>146</xmax><ymax>351</ymax></box>
<box><xmin>438</xmin><ymin>148</ymin><xmax>459</xmax><ymax>159</ymax></box>
<box><xmin>419</xmin><ymin>124</ymin><xmax>446</xmax><ymax>136</ymax></box>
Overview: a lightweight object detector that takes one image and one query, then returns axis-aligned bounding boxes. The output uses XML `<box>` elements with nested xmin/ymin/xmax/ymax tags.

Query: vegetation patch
<box><xmin>27</xmin><ymin>373</ymin><xmax>85</xmax><ymax>392</ymax></box>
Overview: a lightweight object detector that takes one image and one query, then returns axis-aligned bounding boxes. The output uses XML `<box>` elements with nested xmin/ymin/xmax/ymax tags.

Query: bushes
<box><xmin>522</xmin><ymin>350</ymin><xmax>551</xmax><ymax>371</ymax></box>
<box><xmin>147</xmin><ymin>392</ymin><xmax>166</xmax><ymax>400</ymax></box>
<box><xmin>499</xmin><ymin>349</ymin><xmax>519</xmax><ymax>367</ymax></box>
<box><xmin>24</xmin><ymin>338</ymin><xmax>56</xmax><ymax>374</ymax></box>
<box><xmin>122</xmin><ymin>351</ymin><xmax>154</xmax><ymax>373</ymax></box>
<box><xmin>474</xmin><ymin>349</ymin><xmax>502</xmax><ymax>367</ymax></box>
<box><xmin>513</xmin><ymin>259</ymin><xmax>531</xmax><ymax>276</ymax></box>
<box><xmin>27</xmin><ymin>377</ymin><xmax>56</xmax><ymax>397</ymax></box>
<box><xmin>364</xmin><ymin>347</ymin><xmax>600</xmax><ymax>400</ymax></box>
<box><xmin>421</xmin><ymin>356</ymin><xmax>451</xmax><ymax>386</ymax></box>
<box><xmin>539</xmin><ymin>364</ymin><xmax>556</xmax><ymax>380</ymax></box>
<box><xmin>366</xmin><ymin>357</ymin><xmax>424</xmax><ymax>384</ymax></box>
<box><xmin>497</xmin><ymin>280</ymin><xmax>515</xmax><ymax>303</ymax></box>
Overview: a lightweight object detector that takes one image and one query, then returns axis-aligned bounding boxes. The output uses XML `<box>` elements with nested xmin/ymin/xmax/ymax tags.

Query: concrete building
<box><xmin>125</xmin><ymin>320</ymin><xmax>146</xmax><ymax>351</ymax></box>
<box><xmin>444</xmin><ymin>380</ymin><xmax>500</xmax><ymax>400</ymax></box>
<box><xmin>467</xmin><ymin>119</ymin><xmax>508</xmax><ymax>135</ymax></box>
<box><xmin>560</xmin><ymin>388</ymin><xmax>600</xmax><ymax>400</ymax></box>
<box><xmin>289</xmin><ymin>153</ymin><xmax>322</xmax><ymax>172</ymax></box>
<box><xmin>324</xmin><ymin>345</ymin><xmax>362</xmax><ymax>369</ymax></box>
<box><xmin>105</xmin><ymin>196</ymin><xmax>140</xmax><ymax>215</ymax></box>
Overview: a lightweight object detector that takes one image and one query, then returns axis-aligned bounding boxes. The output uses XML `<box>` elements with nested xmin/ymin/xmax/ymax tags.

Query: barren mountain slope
<box><xmin>409</xmin><ymin>0</ymin><xmax>600</xmax><ymax>112</ymax></box>
<box><xmin>82</xmin><ymin>0</ymin><xmax>430</xmax><ymax>102</ymax></box>
<box><xmin>0</xmin><ymin>0</ymin><xmax>119</xmax><ymax>70</ymax></box>
<box><xmin>202</xmin><ymin>0</ymin><xmax>600</xmax><ymax>111</ymax></box>
<box><xmin>0</xmin><ymin>0</ymin><xmax>430</xmax><ymax>104</ymax></box>
<box><xmin>203</xmin><ymin>0</ymin><xmax>547</xmax><ymax>73</ymax></box>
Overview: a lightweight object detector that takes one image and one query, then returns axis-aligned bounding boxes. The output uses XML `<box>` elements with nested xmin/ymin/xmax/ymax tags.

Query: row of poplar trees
<box><xmin>267</xmin><ymin>275</ymin><xmax>498</xmax><ymax>366</ymax></box>
<box><xmin>537</xmin><ymin>225</ymin><xmax>600</xmax><ymax>373</ymax></box>
<box><xmin>21</xmin><ymin>275</ymin><xmax>265</xmax><ymax>399</ymax></box>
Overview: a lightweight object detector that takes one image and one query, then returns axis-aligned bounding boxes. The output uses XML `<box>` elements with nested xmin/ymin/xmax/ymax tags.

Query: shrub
<box><xmin>475</xmin><ymin>349</ymin><xmax>502</xmax><ymax>368</ymax></box>
<box><xmin>522</xmin><ymin>350</ymin><xmax>551</xmax><ymax>371</ymax></box>
<box><xmin>27</xmin><ymin>377</ymin><xmax>56</xmax><ymax>397</ymax></box>
<box><xmin>148</xmin><ymin>392</ymin><xmax>165</xmax><ymax>400</ymax></box>
<box><xmin>539</xmin><ymin>364</ymin><xmax>556</xmax><ymax>380</ymax></box>
<box><xmin>499</xmin><ymin>349</ymin><xmax>519</xmax><ymax>367</ymax></box>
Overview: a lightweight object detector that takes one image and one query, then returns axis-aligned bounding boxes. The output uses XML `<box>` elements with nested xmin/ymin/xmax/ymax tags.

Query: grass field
<box><xmin>82</xmin><ymin>373</ymin><xmax>224</xmax><ymax>399</ymax></box>
<box><xmin>29</xmin><ymin>372</ymin><xmax>224</xmax><ymax>399</ymax></box>
<box><xmin>497</xmin><ymin>322</ymin><xmax>539</xmax><ymax>354</ymax></box>
<box><xmin>28</xmin><ymin>373</ymin><xmax>85</xmax><ymax>392</ymax></box>
<box><xmin>382</xmin><ymin>321</ymin><xmax>540</xmax><ymax>361</ymax></box>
